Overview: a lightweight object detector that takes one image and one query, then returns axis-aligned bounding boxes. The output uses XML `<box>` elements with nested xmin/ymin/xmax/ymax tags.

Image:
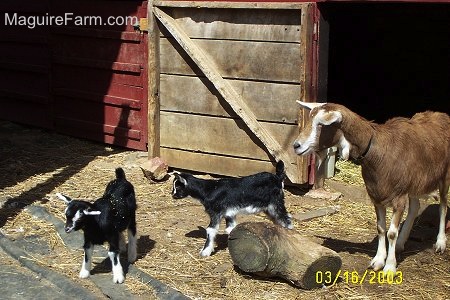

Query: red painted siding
<box><xmin>0</xmin><ymin>0</ymin><xmax>52</xmax><ymax>128</ymax></box>
<box><xmin>0</xmin><ymin>0</ymin><xmax>148</xmax><ymax>151</ymax></box>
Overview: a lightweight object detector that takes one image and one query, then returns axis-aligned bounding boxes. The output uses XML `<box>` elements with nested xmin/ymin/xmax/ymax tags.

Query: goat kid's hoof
<box><xmin>79</xmin><ymin>270</ymin><xmax>90</xmax><ymax>279</ymax></box>
<box><xmin>113</xmin><ymin>274</ymin><xmax>125</xmax><ymax>284</ymax></box>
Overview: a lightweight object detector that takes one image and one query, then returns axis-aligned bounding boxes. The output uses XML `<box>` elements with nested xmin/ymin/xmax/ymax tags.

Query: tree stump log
<box><xmin>228</xmin><ymin>222</ymin><xmax>342</xmax><ymax>289</ymax></box>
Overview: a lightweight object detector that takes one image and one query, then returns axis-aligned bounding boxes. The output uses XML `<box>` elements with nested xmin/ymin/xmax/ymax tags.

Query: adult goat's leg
<box><xmin>384</xmin><ymin>196</ymin><xmax>407</xmax><ymax>275</ymax></box>
<box><xmin>435</xmin><ymin>180</ymin><xmax>449</xmax><ymax>253</ymax></box>
<box><xmin>370</xmin><ymin>204</ymin><xmax>387</xmax><ymax>271</ymax></box>
<box><xmin>396</xmin><ymin>197</ymin><xmax>420</xmax><ymax>253</ymax></box>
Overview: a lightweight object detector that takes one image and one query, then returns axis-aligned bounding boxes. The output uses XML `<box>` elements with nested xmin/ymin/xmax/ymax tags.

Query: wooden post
<box><xmin>147</xmin><ymin>1</ymin><xmax>160</xmax><ymax>158</ymax></box>
<box><xmin>298</xmin><ymin>3</ymin><xmax>316</xmax><ymax>185</ymax></box>
<box><xmin>228</xmin><ymin>222</ymin><xmax>342</xmax><ymax>289</ymax></box>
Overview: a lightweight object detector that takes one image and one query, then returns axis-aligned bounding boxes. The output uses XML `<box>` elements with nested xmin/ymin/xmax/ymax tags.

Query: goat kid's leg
<box><xmin>108</xmin><ymin>235</ymin><xmax>125</xmax><ymax>284</ymax></box>
<box><xmin>435</xmin><ymin>182</ymin><xmax>449</xmax><ymax>253</ymax></box>
<box><xmin>127</xmin><ymin>220</ymin><xmax>138</xmax><ymax>263</ymax></box>
<box><xmin>225</xmin><ymin>216</ymin><xmax>237</xmax><ymax>234</ymax></box>
<box><xmin>201</xmin><ymin>216</ymin><xmax>220</xmax><ymax>257</ymax></box>
<box><xmin>383</xmin><ymin>199</ymin><xmax>406</xmax><ymax>275</ymax></box>
<box><xmin>396</xmin><ymin>197</ymin><xmax>420</xmax><ymax>253</ymax></box>
<box><xmin>119</xmin><ymin>232</ymin><xmax>126</xmax><ymax>254</ymax></box>
<box><xmin>79</xmin><ymin>243</ymin><xmax>93</xmax><ymax>279</ymax></box>
<box><xmin>370</xmin><ymin>205</ymin><xmax>387</xmax><ymax>271</ymax></box>
<box><xmin>267</xmin><ymin>203</ymin><xmax>293</xmax><ymax>229</ymax></box>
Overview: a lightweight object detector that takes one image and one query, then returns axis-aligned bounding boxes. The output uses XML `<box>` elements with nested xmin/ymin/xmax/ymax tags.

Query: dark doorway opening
<box><xmin>321</xmin><ymin>3</ymin><xmax>449</xmax><ymax>123</ymax></box>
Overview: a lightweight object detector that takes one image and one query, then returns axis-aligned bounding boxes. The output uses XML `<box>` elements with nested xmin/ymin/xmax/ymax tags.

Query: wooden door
<box><xmin>148</xmin><ymin>1</ymin><xmax>318</xmax><ymax>184</ymax></box>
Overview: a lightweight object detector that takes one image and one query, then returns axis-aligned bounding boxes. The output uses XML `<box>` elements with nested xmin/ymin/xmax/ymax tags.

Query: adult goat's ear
<box><xmin>316</xmin><ymin>110</ymin><xmax>342</xmax><ymax>126</ymax></box>
<box><xmin>296</xmin><ymin>101</ymin><xmax>326</xmax><ymax>110</ymax></box>
<box><xmin>83</xmin><ymin>209</ymin><xmax>101</xmax><ymax>216</ymax></box>
<box><xmin>56</xmin><ymin>193</ymin><xmax>71</xmax><ymax>205</ymax></box>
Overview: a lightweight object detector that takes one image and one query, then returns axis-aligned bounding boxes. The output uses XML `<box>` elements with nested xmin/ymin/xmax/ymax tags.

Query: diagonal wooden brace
<box><xmin>153</xmin><ymin>7</ymin><xmax>298</xmax><ymax>181</ymax></box>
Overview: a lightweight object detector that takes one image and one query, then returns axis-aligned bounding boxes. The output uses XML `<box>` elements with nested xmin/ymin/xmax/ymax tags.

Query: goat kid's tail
<box><xmin>115</xmin><ymin>167</ymin><xmax>126</xmax><ymax>180</ymax></box>
<box><xmin>275</xmin><ymin>160</ymin><xmax>285</xmax><ymax>181</ymax></box>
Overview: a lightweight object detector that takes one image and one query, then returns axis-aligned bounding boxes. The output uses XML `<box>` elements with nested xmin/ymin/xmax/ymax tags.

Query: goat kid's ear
<box><xmin>83</xmin><ymin>209</ymin><xmax>101</xmax><ymax>216</ymax></box>
<box><xmin>296</xmin><ymin>101</ymin><xmax>326</xmax><ymax>110</ymax></box>
<box><xmin>175</xmin><ymin>174</ymin><xmax>188</xmax><ymax>186</ymax></box>
<box><xmin>56</xmin><ymin>193</ymin><xmax>72</xmax><ymax>205</ymax></box>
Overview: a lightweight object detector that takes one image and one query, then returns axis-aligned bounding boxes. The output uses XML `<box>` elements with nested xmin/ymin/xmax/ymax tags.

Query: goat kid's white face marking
<box><xmin>66</xmin><ymin>210</ymin><xmax>83</xmax><ymax>233</ymax></box>
<box><xmin>172</xmin><ymin>176</ymin><xmax>187</xmax><ymax>196</ymax></box>
<box><xmin>172</xmin><ymin>179</ymin><xmax>178</xmax><ymax>195</ymax></box>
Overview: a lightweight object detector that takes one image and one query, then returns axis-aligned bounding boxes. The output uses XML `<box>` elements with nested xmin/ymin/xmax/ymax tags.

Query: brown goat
<box><xmin>293</xmin><ymin>101</ymin><xmax>450</xmax><ymax>275</ymax></box>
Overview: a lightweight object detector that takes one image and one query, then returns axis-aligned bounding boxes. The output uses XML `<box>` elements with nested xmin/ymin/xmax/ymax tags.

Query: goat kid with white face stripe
<box><xmin>171</xmin><ymin>161</ymin><xmax>292</xmax><ymax>257</ymax></box>
<box><xmin>293</xmin><ymin>101</ymin><xmax>450</xmax><ymax>276</ymax></box>
<box><xmin>57</xmin><ymin>168</ymin><xmax>137</xmax><ymax>284</ymax></box>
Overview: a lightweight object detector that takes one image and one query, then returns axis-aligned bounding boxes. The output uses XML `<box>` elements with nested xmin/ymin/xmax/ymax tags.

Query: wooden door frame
<box><xmin>147</xmin><ymin>1</ymin><xmax>320</xmax><ymax>184</ymax></box>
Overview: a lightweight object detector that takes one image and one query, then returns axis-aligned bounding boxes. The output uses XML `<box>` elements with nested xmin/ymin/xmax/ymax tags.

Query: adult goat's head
<box><xmin>293</xmin><ymin>101</ymin><xmax>350</xmax><ymax>162</ymax></box>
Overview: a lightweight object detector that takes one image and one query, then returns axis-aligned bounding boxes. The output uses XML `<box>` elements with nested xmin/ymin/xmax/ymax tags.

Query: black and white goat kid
<box><xmin>56</xmin><ymin>168</ymin><xmax>137</xmax><ymax>284</ymax></box>
<box><xmin>172</xmin><ymin>161</ymin><xmax>292</xmax><ymax>257</ymax></box>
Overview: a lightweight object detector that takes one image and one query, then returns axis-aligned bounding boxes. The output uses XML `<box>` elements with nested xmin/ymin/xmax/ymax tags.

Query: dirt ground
<box><xmin>0</xmin><ymin>121</ymin><xmax>449</xmax><ymax>300</ymax></box>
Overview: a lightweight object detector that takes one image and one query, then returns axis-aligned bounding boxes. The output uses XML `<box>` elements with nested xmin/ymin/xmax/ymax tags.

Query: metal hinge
<box><xmin>134</xmin><ymin>18</ymin><xmax>148</xmax><ymax>32</ymax></box>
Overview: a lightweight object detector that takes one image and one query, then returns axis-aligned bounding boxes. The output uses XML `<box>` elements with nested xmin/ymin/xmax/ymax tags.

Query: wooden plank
<box><xmin>54</xmin><ymin>117</ymin><xmax>141</xmax><ymax>141</ymax></box>
<box><xmin>154</xmin><ymin>7</ymin><xmax>299</xmax><ymax>182</ymax></box>
<box><xmin>160</xmin><ymin>112</ymin><xmax>298</xmax><ymax>164</ymax></box>
<box><xmin>52</xmin><ymin>88</ymin><xmax>142</xmax><ymax>109</ymax></box>
<box><xmin>292</xmin><ymin>206</ymin><xmax>340</xmax><ymax>222</ymax></box>
<box><xmin>297</xmin><ymin>3</ymin><xmax>316</xmax><ymax>184</ymax></box>
<box><xmin>167</xmin><ymin>8</ymin><xmax>301</xmax><ymax>43</ymax></box>
<box><xmin>161</xmin><ymin>148</ymin><xmax>276</xmax><ymax>178</ymax></box>
<box><xmin>53</xmin><ymin>56</ymin><xmax>142</xmax><ymax>73</ymax></box>
<box><xmin>154</xmin><ymin>1</ymin><xmax>304</xmax><ymax>10</ymax></box>
<box><xmin>160</xmin><ymin>37</ymin><xmax>302</xmax><ymax>83</ymax></box>
<box><xmin>0</xmin><ymin>62</ymin><xmax>48</xmax><ymax>74</ymax></box>
<box><xmin>0</xmin><ymin>97</ymin><xmax>52</xmax><ymax>129</ymax></box>
<box><xmin>0</xmin><ymin>90</ymin><xmax>48</xmax><ymax>104</ymax></box>
<box><xmin>53</xmin><ymin>36</ymin><xmax>145</xmax><ymax>65</ymax></box>
<box><xmin>160</xmin><ymin>74</ymin><xmax>300</xmax><ymax>124</ymax></box>
<box><xmin>53</xmin><ymin>65</ymin><xmax>143</xmax><ymax>90</ymax></box>
<box><xmin>148</xmin><ymin>0</ymin><xmax>161</xmax><ymax>158</ymax></box>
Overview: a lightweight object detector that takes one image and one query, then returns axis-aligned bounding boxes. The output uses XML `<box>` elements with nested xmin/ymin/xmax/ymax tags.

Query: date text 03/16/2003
<box><xmin>315</xmin><ymin>270</ymin><xmax>403</xmax><ymax>286</ymax></box>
